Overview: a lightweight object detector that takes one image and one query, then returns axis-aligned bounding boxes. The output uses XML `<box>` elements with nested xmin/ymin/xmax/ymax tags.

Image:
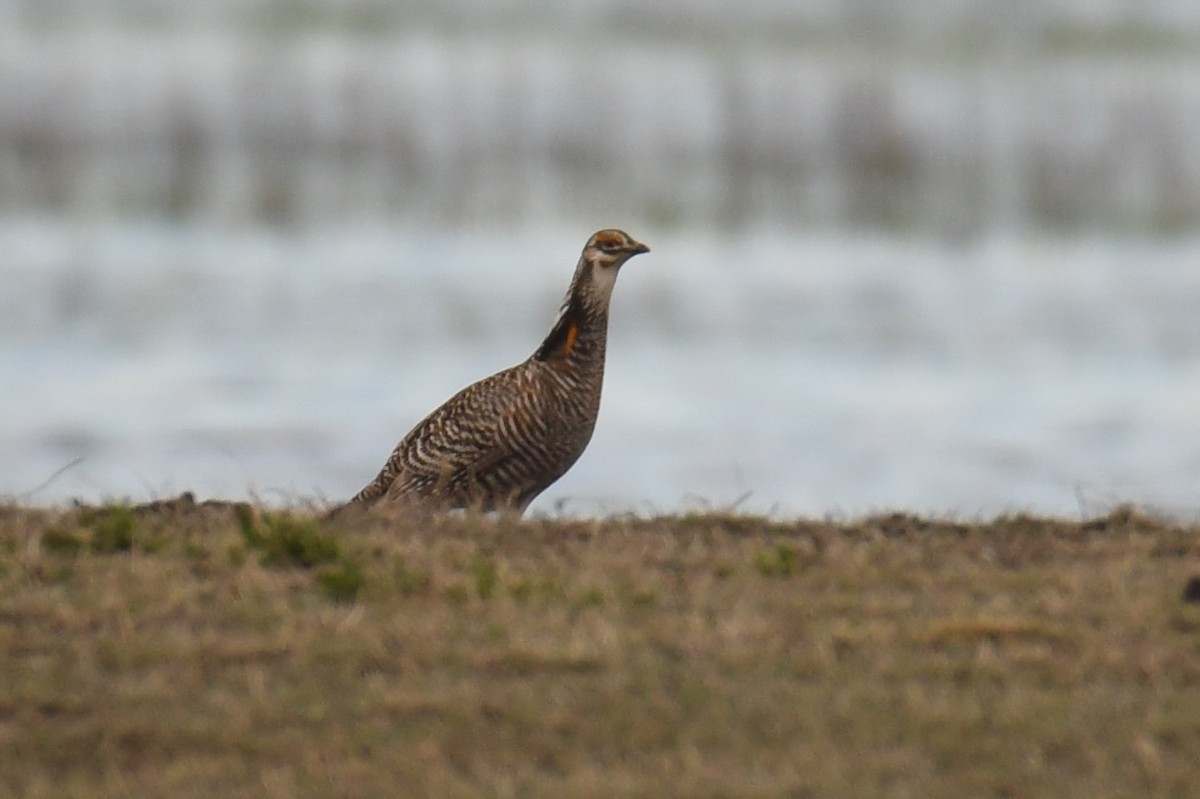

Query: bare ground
<box><xmin>2</xmin><ymin>496</ymin><xmax>1199</xmax><ymax>798</ymax></box>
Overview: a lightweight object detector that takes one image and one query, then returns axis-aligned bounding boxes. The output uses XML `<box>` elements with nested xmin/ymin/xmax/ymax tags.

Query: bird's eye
<box><xmin>599</xmin><ymin>240</ymin><xmax>620</xmax><ymax>252</ymax></box>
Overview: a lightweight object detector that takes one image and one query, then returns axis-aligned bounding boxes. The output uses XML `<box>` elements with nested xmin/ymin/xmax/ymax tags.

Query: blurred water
<box><xmin>3</xmin><ymin>218</ymin><xmax>1199</xmax><ymax>517</ymax></box>
<box><xmin>2</xmin><ymin>21</ymin><xmax>1200</xmax><ymax>234</ymax></box>
<box><xmin>2</xmin><ymin>5</ymin><xmax>1200</xmax><ymax>516</ymax></box>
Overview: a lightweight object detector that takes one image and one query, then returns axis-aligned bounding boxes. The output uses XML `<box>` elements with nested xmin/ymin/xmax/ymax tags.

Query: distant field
<box><xmin>3</xmin><ymin>497</ymin><xmax>1199</xmax><ymax>798</ymax></box>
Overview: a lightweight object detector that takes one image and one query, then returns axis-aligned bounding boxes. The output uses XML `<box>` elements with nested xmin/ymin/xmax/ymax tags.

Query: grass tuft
<box><xmin>41</xmin><ymin>528</ymin><xmax>85</xmax><ymax>556</ymax></box>
<box><xmin>233</xmin><ymin>505</ymin><xmax>365</xmax><ymax>602</ymax></box>
<box><xmin>82</xmin><ymin>505</ymin><xmax>136</xmax><ymax>553</ymax></box>
<box><xmin>239</xmin><ymin>509</ymin><xmax>340</xmax><ymax>568</ymax></box>
<box><xmin>753</xmin><ymin>543</ymin><xmax>799</xmax><ymax>577</ymax></box>
<box><xmin>470</xmin><ymin>553</ymin><xmax>498</xmax><ymax>599</ymax></box>
<box><xmin>393</xmin><ymin>555</ymin><xmax>432</xmax><ymax>596</ymax></box>
<box><xmin>577</xmin><ymin>587</ymin><xmax>606</xmax><ymax>609</ymax></box>
<box><xmin>318</xmin><ymin>561</ymin><xmax>366</xmax><ymax>603</ymax></box>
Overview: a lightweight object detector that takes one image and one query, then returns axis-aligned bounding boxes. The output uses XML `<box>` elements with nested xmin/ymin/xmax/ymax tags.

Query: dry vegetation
<box><xmin>2</xmin><ymin>496</ymin><xmax>1199</xmax><ymax>798</ymax></box>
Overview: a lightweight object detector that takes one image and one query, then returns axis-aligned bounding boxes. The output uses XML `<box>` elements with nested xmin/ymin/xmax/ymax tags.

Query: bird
<box><xmin>347</xmin><ymin>229</ymin><xmax>649</xmax><ymax>514</ymax></box>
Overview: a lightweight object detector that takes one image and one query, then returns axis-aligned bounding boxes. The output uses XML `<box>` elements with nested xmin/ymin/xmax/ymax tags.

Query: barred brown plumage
<box><xmin>347</xmin><ymin>229</ymin><xmax>649</xmax><ymax>514</ymax></box>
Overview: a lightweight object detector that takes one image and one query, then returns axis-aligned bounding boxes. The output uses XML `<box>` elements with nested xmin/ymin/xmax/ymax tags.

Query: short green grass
<box><xmin>2</xmin><ymin>497</ymin><xmax>1199</xmax><ymax>798</ymax></box>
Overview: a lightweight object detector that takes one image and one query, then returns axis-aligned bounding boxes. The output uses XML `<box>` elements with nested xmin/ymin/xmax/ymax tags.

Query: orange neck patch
<box><xmin>534</xmin><ymin>305</ymin><xmax>586</xmax><ymax>362</ymax></box>
<box><xmin>564</xmin><ymin>322</ymin><xmax>580</xmax><ymax>355</ymax></box>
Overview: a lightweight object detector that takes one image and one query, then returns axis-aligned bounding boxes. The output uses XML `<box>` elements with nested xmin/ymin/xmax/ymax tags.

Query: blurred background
<box><xmin>2</xmin><ymin>1</ymin><xmax>1199</xmax><ymax>516</ymax></box>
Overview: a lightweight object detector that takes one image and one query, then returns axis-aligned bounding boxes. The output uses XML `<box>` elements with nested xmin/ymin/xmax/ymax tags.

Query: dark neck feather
<box><xmin>534</xmin><ymin>302</ymin><xmax>584</xmax><ymax>362</ymax></box>
<box><xmin>533</xmin><ymin>263</ymin><xmax>607</xmax><ymax>363</ymax></box>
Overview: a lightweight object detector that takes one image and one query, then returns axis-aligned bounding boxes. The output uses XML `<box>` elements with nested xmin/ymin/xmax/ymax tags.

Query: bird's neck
<box><xmin>533</xmin><ymin>261</ymin><xmax>611</xmax><ymax>364</ymax></box>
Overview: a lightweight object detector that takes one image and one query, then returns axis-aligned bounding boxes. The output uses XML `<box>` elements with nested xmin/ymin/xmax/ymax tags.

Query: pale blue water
<box><xmin>4</xmin><ymin>219</ymin><xmax>1199</xmax><ymax>517</ymax></box>
<box><xmin>3</xmin><ymin>6</ymin><xmax>1200</xmax><ymax>516</ymax></box>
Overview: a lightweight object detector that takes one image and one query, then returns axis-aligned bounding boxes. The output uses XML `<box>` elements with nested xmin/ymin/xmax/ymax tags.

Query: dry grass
<box><xmin>2</xmin><ymin>497</ymin><xmax>1199</xmax><ymax>798</ymax></box>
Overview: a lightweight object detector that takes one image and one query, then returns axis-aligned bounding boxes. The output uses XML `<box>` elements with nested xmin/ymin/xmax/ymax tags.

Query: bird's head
<box><xmin>583</xmin><ymin>229</ymin><xmax>650</xmax><ymax>271</ymax></box>
<box><xmin>576</xmin><ymin>229</ymin><xmax>649</xmax><ymax>306</ymax></box>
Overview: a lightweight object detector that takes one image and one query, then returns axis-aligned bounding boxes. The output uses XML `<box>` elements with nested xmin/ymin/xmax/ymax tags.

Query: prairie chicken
<box><xmin>348</xmin><ymin>229</ymin><xmax>649</xmax><ymax>514</ymax></box>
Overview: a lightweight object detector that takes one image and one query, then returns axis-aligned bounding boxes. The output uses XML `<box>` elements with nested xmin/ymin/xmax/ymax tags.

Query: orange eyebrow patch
<box><xmin>564</xmin><ymin>322</ymin><xmax>580</xmax><ymax>355</ymax></box>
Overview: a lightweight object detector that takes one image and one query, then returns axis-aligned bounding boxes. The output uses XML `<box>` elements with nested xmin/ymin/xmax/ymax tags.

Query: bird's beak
<box><xmin>628</xmin><ymin>241</ymin><xmax>650</xmax><ymax>256</ymax></box>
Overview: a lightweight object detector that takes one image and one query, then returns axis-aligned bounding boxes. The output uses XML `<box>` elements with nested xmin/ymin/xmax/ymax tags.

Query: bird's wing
<box><xmin>377</xmin><ymin>366</ymin><xmax>531</xmax><ymax>506</ymax></box>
